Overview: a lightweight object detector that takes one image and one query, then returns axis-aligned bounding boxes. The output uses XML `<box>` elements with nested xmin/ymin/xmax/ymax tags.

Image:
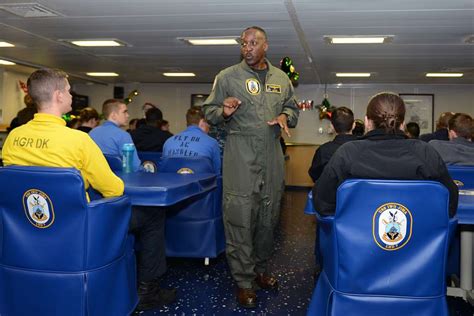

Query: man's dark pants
<box><xmin>129</xmin><ymin>206</ymin><xmax>167</xmax><ymax>282</ymax></box>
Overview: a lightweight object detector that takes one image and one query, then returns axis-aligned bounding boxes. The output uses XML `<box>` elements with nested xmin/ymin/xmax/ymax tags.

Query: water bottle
<box><xmin>122</xmin><ymin>143</ymin><xmax>135</xmax><ymax>173</ymax></box>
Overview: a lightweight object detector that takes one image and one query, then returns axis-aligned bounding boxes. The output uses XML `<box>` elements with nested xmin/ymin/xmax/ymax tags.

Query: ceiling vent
<box><xmin>464</xmin><ymin>35</ymin><xmax>474</xmax><ymax>44</ymax></box>
<box><xmin>0</xmin><ymin>3</ymin><xmax>63</xmax><ymax>18</ymax></box>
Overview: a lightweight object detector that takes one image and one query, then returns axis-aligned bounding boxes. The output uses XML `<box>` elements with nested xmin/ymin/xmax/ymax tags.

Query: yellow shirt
<box><xmin>2</xmin><ymin>113</ymin><xmax>124</xmax><ymax>198</ymax></box>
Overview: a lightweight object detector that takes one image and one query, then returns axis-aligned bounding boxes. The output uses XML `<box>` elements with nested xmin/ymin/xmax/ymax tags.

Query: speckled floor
<box><xmin>137</xmin><ymin>189</ymin><xmax>316</xmax><ymax>316</ymax></box>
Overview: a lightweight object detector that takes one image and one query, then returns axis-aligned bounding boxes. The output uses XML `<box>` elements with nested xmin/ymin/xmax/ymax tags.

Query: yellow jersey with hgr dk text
<box><xmin>2</xmin><ymin>113</ymin><xmax>123</xmax><ymax>198</ymax></box>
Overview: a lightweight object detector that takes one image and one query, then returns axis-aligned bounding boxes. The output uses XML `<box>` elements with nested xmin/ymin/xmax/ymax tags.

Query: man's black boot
<box><xmin>136</xmin><ymin>280</ymin><xmax>177</xmax><ymax>311</ymax></box>
<box><xmin>156</xmin><ymin>287</ymin><xmax>177</xmax><ymax>305</ymax></box>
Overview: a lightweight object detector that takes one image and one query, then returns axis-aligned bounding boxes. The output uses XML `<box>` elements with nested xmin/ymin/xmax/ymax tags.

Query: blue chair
<box><xmin>0</xmin><ymin>166</ymin><xmax>138</xmax><ymax>316</ymax></box>
<box><xmin>448</xmin><ymin>165</ymin><xmax>474</xmax><ymax>189</ymax></box>
<box><xmin>304</xmin><ymin>190</ymin><xmax>316</xmax><ymax>215</ymax></box>
<box><xmin>445</xmin><ymin>167</ymin><xmax>470</xmax><ymax>282</ymax></box>
<box><xmin>137</xmin><ymin>151</ymin><xmax>162</xmax><ymax>173</ymax></box>
<box><xmin>160</xmin><ymin>156</ymin><xmax>224</xmax><ymax>264</ymax></box>
<box><xmin>104</xmin><ymin>153</ymin><xmax>123</xmax><ymax>172</ymax></box>
<box><xmin>304</xmin><ymin>190</ymin><xmax>323</xmax><ymax>271</ymax></box>
<box><xmin>307</xmin><ymin>179</ymin><xmax>457</xmax><ymax>316</ymax></box>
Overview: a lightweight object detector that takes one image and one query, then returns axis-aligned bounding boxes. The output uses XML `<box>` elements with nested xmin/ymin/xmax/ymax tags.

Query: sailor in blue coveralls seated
<box><xmin>162</xmin><ymin>106</ymin><xmax>221</xmax><ymax>173</ymax></box>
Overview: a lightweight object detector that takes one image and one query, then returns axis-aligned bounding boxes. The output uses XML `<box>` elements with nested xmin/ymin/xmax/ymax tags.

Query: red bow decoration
<box><xmin>19</xmin><ymin>80</ymin><xmax>28</xmax><ymax>94</ymax></box>
<box><xmin>315</xmin><ymin>97</ymin><xmax>338</xmax><ymax>120</ymax></box>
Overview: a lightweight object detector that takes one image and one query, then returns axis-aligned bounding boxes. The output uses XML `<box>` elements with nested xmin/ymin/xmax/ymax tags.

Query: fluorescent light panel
<box><xmin>0</xmin><ymin>41</ymin><xmax>15</xmax><ymax>47</ymax></box>
<box><xmin>181</xmin><ymin>37</ymin><xmax>238</xmax><ymax>46</ymax></box>
<box><xmin>86</xmin><ymin>72</ymin><xmax>119</xmax><ymax>77</ymax></box>
<box><xmin>70</xmin><ymin>40</ymin><xmax>123</xmax><ymax>47</ymax></box>
<box><xmin>163</xmin><ymin>72</ymin><xmax>196</xmax><ymax>77</ymax></box>
<box><xmin>336</xmin><ymin>73</ymin><xmax>371</xmax><ymax>77</ymax></box>
<box><xmin>426</xmin><ymin>73</ymin><xmax>463</xmax><ymax>78</ymax></box>
<box><xmin>0</xmin><ymin>59</ymin><xmax>16</xmax><ymax>65</ymax></box>
<box><xmin>326</xmin><ymin>36</ymin><xmax>392</xmax><ymax>44</ymax></box>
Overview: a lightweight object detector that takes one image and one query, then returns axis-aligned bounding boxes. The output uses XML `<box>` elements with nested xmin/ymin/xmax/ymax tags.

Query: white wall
<box><xmin>1</xmin><ymin>70</ymin><xmax>472</xmax><ymax>144</ymax></box>
<box><xmin>72</xmin><ymin>82</ymin><xmax>474</xmax><ymax>144</ymax></box>
<box><xmin>0</xmin><ymin>70</ymin><xmax>30</xmax><ymax>125</ymax></box>
<box><xmin>292</xmin><ymin>84</ymin><xmax>474</xmax><ymax>144</ymax></box>
<box><xmin>72</xmin><ymin>83</ymin><xmax>212</xmax><ymax>134</ymax></box>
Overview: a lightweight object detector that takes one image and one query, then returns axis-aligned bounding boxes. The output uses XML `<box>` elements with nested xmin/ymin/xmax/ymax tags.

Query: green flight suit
<box><xmin>203</xmin><ymin>59</ymin><xmax>299</xmax><ymax>288</ymax></box>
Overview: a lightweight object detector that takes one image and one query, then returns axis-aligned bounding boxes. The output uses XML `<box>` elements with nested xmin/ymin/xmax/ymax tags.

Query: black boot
<box><xmin>136</xmin><ymin>280</ymin><xmax>177</xmax><ymax>311</ymax></box>
<box><xmin>156</xmin><ymin>287</ymin><xmax>177</xmax><ymax>305</ymax></box>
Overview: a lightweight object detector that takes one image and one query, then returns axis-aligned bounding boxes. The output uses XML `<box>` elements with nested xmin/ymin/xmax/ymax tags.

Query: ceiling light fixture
<box><xmin>325</xmin><ymin>36</ymin><xmax>393</xmax><ymax>44</ymax></box>
<box><xmin>0</xmin><ymin>41</ymin><xmax>14</xmax><ymax>47</ymax></box>
<box><xmin>0</xmin><ymin>59</ymin><xmax>16</xmax><ymax>65</ymax></box>
<box><xmin>426</xmin><ymin>73</ymin><xmax>463</xmax><ymax>78</ymax></box>
<box><xmin>336</xmin><ymin>73</ymin><xmax>371</xmax><ymax>77</ymax></box>
<box><xmin>163</xmin><ymin>72</ymin><xmax>196</xmax><ymax>77</ymax></box>
<box><xmin>69</xmin><ymin>40</ymin><xmax>124</xmax><ymax>47</ymax></box>
<box><xmin>179</xmin><ymin>37</ymin><xmax>239</xmax><ymax>46</ymax></box>
<box><xmin>86</xmin><ymin>72</ymin><xmax>119</xmax><ymax>77</ymax></box>
<box><xmin>403</xmin><ymin>99</ymin><xmax>422</xmax><ymax>103</ymax></box>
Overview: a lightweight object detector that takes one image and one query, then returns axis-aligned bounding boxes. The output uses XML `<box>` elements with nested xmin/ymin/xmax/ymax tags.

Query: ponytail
<box><xmin>367</xmin><ymin>93</ymin><xmax>405</xmax><ymax>133</ymax></box>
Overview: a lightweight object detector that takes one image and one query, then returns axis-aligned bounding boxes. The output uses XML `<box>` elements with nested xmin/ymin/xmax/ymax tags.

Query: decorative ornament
<box><xmin>280</xmin><ymin>57</ymin><xmax>299</xmax><ymax>87</ymax></box>
<box><xmin>61</xmin><ymin>113</ymin><xmax>77</xmax><ymax>122</ymax></box>
<box><xmin>19</xmin><ymin>80</ymin><xmax>28</xmax><ymax>94</ymax></box>
<box><xmin>315</xmin><ymin>84</ymin><xmax>336</xmax><ymax>120</ymax></box>
<box><xmin>124</xmin><ymin>90</ymin><xmax>139</xmax><ymax>104</ymax></box>
<box><xmin>297</xmin><ymin>99</ymin><xmax>314</xmax><ymax>111</ymax></box>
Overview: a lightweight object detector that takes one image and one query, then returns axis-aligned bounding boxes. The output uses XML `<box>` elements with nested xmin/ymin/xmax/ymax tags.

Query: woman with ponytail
<box><xmin>312</xmin><ymin>92</ymin><xmax>458</xmax><ymax>218</ymax></box>
<box><xmin>365</xmin><ymin>92</ymin><xmax>405</xmax><ymax>134</ymax></box>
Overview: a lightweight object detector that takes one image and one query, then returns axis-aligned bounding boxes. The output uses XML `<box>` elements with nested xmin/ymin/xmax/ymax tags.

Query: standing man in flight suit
<box><xmin>203</xmin><ymin>26</ymin><xmax>299</xmax><ymax>308</ymax></box>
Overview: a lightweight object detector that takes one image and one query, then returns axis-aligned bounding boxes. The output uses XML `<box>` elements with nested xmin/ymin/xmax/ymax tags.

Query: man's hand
<box><xmin>267</xmin><ymin>113</ymin><xmax>290</xmax><ymax>137</ymax></box>
<box><xmin>223</xmin><ymin>97</ymin><xmax>241</xmax><ymax>118</ymax></box>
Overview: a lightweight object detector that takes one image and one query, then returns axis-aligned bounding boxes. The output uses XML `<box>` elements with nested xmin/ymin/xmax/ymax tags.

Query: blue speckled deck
<box><xmin>137</xmin><ymin>190</ymin><xmax>316</xmax><ymax>315</ymax></box>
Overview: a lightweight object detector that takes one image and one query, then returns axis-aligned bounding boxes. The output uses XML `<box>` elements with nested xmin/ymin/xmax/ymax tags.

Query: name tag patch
<box><xmin>265</xmin><ymin>84</ymin><xmax>281</xmax><ymax>93</ymax></box>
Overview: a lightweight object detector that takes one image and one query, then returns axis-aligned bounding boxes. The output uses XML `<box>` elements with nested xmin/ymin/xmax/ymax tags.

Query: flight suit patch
<box><xmin>265</xmin><ymin>84</ymin><xmax>281</xmax><ymax>93</ymax></box>
<box><xmin>245</xmin><ymin>79</ymin><xmax>260</xmax><ymax>95</ymax></box>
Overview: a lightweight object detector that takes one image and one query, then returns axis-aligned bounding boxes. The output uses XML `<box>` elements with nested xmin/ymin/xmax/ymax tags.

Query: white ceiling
<box><xmin>0</xmin><ymin>0</ymin><xmax>472</xmax><ymax>85</ymax></box>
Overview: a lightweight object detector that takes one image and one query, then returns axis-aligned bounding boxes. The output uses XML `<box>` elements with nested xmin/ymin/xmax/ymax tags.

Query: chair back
<box><xmin>0</xmin><ymin>166</ymin><xmax>137</xmax><ymax>316</ymax></box>
<box><xmin>104</xmin><ymin>153</ymin><xmax>122</xmax><ymax>172</ymax></box>
<box><xmin>160</xmin><ymin>156</ymin><xmax>214</xmax><ymax>174</ymax></box>
<box><xmin>159</xmin><ymin>156</ymin><xmax>224</xmax><ymax>258</ymax></box>
<box><xmin>308</xmin><ymin>179</ymin><xmax>456</xmax><ymax>316</ymax></box>
<box><xmin>137</xmin><ymin>151</ymin><xmax>162</xmax><ymax>173</ymax></box>
<box><xmin>448</xmin><ymin>165</ymin><xmax>474</xmax><ymax>189</ymax></box>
